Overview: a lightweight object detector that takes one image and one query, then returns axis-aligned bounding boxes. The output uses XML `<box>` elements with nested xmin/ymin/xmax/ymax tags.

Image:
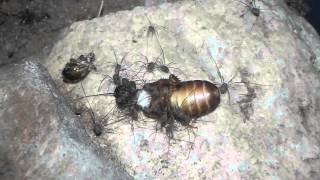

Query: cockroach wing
<box><xmin>170</xmin><ymin>80</ymin><xmax>221</xmax><ymax>118</ymax></box>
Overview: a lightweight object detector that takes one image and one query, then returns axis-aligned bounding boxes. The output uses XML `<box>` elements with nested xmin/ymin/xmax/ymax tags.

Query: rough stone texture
<box><xmin>44</xmin><ymin>0</ymin><xmax>320</xmax><ymax>179</ymax></box>
<box><xmin>0</xmin><ymin>61</ymin><xmax>132</xmax><ymax>180</ymax></box>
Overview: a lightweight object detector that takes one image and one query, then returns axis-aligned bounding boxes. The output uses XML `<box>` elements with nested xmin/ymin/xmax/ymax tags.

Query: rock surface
<box><xmin>44</xmin><ymin>0</ymin><xmax>320</xmax><ymax>179</ymax></box>
<box><xmin>0</xmin><ymin>61</ymin><xmax>132</xmax><ymax>180</ymax></box>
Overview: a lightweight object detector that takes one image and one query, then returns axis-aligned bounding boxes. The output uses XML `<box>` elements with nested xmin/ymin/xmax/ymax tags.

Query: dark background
<box><xmin>306</xmin><ymin>0</ymin><xmax>320</xmax><ymax>34</ymax></box>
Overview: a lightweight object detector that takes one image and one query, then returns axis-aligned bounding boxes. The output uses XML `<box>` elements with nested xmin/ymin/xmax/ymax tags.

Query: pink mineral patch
<box><xmin>219</xmin><ymin>148</ymin><xmax>247</xmax><ymax>175</ymax></box>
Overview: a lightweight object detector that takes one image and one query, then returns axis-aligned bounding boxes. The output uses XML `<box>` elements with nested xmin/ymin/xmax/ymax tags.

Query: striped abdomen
<box><xmin>170</xmin><ymin>80</ymin><xmax>220</xmax><ymax>118</ymax></box>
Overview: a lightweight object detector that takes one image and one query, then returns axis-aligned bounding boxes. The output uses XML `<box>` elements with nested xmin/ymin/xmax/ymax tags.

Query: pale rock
<box><xmin>44</xmin><ymin>0</ymin><xmax>320</xmax><ymax>179</ymax></box>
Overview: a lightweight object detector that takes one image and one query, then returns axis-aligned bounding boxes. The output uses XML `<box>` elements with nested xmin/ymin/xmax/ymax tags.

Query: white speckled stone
<box><xmin>44</xmin><ymin>0</ymin><xmax>320</xmax><ymax>179</ymax></box>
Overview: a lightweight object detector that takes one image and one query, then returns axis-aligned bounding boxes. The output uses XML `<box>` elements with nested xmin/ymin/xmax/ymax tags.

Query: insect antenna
<box><xmin>230</xmin><ymin>81</ymin><xmax>272</xmax><ymax>87</ymax></box>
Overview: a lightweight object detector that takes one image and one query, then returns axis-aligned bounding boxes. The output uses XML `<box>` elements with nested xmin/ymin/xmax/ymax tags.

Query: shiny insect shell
<box><xmin>62</xmin><ymin>53</ymin><xmax>96</xmax><ymax>83</ymax></box>
<box><xmin>136</xmin><ymin>74</ymin><xmax>221</xmax><ymax>124</ymax></box>
<box><xmin>170</xmin><ymin>80</ymin><xmax>221</xmax><ymax>118</ymax></box>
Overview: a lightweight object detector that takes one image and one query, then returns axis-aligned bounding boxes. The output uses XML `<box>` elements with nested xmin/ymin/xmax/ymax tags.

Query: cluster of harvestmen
<box><xmin>61</xmin><ymin>0</ymin><xmax>270</xmax><ymax>139</ymax></box>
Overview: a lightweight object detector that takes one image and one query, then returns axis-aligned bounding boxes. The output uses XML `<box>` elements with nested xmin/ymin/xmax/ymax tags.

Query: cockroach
<box><xmin>134</xmin><ymin>47</ymin><xmax>271</xmax><ymax>136</ymax></box>
<box><xmin>134</xmin><ymin>73</ymin><xmax>224</xmax><ymax>138</ymax></box>
<box><xmin>135</xmin><ymin>70</ymin><xmax>256</xmax><ymax>137</ymax></box>
<box><xmin>62</xmin><ymin>52</ymin><xmax>96</xmax><ymax>83</ymax></box>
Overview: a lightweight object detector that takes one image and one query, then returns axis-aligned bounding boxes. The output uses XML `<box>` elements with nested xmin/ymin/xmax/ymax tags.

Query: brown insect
<box><xmin>136</xmin><ymin>74</ymin><xmax>225</xmax><ymax>138</ymax></box>
<box><xmin>62</xmin><ymin>52</ymin><xmax>96</xmax><ymax>83</ymax></box>
<box><xmin>169</xmin><ymin>79</ymin><xmax>221</xmax><ymax>118</ymax></box>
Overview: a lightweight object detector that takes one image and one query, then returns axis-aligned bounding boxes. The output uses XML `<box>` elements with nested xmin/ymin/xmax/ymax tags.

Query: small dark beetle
<box><xmin>62</xmin><ymin>52</ymin><xmax>96</xmax><ymax>83</ymax></box>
